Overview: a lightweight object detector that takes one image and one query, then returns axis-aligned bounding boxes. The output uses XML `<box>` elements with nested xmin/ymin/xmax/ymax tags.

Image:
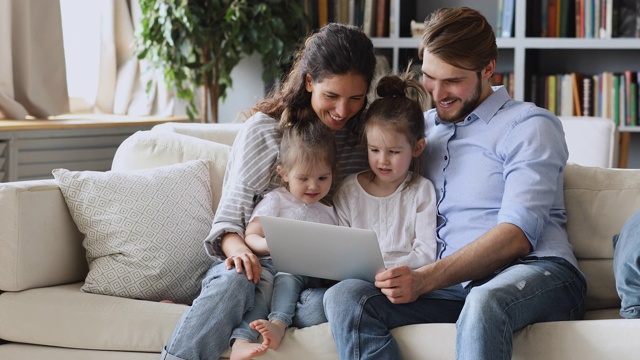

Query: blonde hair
<box><xmin>275</xmin><ymin>109</ymin><xmax>337</xmax><ymax>188</ymax></box>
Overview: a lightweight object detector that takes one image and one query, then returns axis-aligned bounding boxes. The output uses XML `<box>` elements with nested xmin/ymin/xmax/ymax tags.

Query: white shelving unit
<box><xmin>369</xmin><ymin>0</ymin><xmax>640</xmax><ymax>167</ymax></box>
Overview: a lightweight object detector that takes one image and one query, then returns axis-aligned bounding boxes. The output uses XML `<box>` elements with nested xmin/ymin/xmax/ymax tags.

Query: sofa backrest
<box><xmin>564</xmin><ymin>164</ymin><xmax>640</xmax><ymax>310</ymax></box>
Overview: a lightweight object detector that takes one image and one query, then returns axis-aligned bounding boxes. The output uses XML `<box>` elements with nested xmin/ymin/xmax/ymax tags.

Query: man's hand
<box><xmin>374</xmin><ymin>265</ymin><xmax>424</xmax><ymax>304</ymax></box>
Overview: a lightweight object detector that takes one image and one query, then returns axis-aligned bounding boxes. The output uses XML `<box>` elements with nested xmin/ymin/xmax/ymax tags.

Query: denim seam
<box><xmin>353</xmin><ymin>292</ymin><xmax>383</xmax><ymax>360</ymax></box>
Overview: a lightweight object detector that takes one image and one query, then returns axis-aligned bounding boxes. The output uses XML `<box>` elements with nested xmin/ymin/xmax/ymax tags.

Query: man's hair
<box><xmin>419</xmin><ymin>7</ymin><xmax>498</xmax><ymax>72</ymax></box>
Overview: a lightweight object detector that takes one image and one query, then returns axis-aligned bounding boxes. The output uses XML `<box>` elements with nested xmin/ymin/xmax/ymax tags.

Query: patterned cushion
<box><xmin>53</xmin><ymin>160</ymin><xmax>214</xmax><ymax>304</ymax></box>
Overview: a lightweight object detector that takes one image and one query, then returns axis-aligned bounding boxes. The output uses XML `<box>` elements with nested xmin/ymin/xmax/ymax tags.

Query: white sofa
<box><xmin>1</xmin><ymin>117</ymin><xmax>639</xmax><ymax>360</ymax></box>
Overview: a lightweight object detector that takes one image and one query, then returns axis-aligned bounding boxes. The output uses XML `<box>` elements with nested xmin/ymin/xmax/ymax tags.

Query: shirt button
<box><xmin>444</xmin><ymin>155</ymin><xmax>448</xmax><ymax>161</ymax></box>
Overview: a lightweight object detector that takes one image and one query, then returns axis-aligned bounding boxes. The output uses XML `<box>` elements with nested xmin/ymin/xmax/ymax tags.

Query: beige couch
<box><xmin>1</xmin><ymin>119</ymin><xmax>639</xmax><ymax>360</ymax></box>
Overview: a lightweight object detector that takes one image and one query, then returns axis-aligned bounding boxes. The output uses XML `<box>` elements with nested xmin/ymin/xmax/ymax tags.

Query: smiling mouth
<box><xmin>330</xmin><ymin>114</ymin><xmax>344</xmax><ymax>121</ymax></box>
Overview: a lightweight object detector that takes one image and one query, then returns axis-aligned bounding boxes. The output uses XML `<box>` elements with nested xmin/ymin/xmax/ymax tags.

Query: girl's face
<box><xmin>366</xmin><ymin>124</ymin><xmax>425</xmax><ymax>189</ymax></box>
<box><xmin>306</xmin><ymin>73</ymin><xmax>368</xmax><ymax>132</ymax></box>
<box><xmin>279</xmin><ymin>162</ymin><xmax>333</xmax><ymax>204</ymax></box>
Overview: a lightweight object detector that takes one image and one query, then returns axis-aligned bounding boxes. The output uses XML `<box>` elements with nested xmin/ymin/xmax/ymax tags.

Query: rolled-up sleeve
<box><xmin>498</xmin><ymin>111</ymin><xmax>568</xmax><ymax>248</ymax></box>
<box><xmin>204</xmin><ymin>113</ymin><xmax>280</xmax><ymax>260</ymax></box>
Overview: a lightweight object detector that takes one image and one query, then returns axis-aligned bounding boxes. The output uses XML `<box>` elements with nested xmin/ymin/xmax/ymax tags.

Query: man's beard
<box><xmin>435</xmin><ymin>72</ymin><xmax>482</xmax><ymax>124</ymax></box>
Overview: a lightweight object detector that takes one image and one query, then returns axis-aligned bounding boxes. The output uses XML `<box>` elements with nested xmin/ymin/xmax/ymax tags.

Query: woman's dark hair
<box><xmin>253</xmin><ymin>23</ymin><xmax>377</xmax><ymax>135</ymax></box>
<box><xmin>363</xmin><ymin>67</ymin><xmax>429</xmax><ymax>188</ymax></box>
<box><xmin>419</xmin><ymin>7</ymin><xmax>497</xmax><ymax>72</ymax></box>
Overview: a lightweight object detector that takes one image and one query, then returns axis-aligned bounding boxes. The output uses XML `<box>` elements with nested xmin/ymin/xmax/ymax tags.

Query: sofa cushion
<box><xmin>52</xmin><ymin>160</ymin><xmax>214</xmax><ymax>304</ymax></box>
<box><xmin>564</xmin><ymin>163</ymin><xmax>640</xmax><ymax>310</ymax></box>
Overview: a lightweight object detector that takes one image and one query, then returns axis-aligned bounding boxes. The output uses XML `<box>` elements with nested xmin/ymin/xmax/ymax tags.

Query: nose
<box><xmin>334</xmin><ymin>99</ymin><xmax>348</xmax><ymax>118</ymax></box>
<box><xmin>430</xmin><ymin>81</ymin><xmax>444</xmax><ymax>102</ymax></box>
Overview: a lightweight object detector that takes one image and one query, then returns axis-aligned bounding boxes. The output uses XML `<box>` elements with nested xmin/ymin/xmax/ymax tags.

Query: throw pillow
<box><xmin>53</xmin><ymin>160</ymin><xmax>214</xmax><ymax>304</ymax></box>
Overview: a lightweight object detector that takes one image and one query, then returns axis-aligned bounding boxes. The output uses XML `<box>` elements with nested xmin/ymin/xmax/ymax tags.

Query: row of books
<box><xmin>526</xmin><ymin>0</ymin><xmax>640</xmax><ymax>38</ymax></box>
<box><xmin>531</xmin><ymin>71</ymin><xmax>640</xmax><ymax>126</ymax></box>
<box><xmin>301</xmin><ymin>0</ymin><xmax>390</xmax><ymax>37</ymax></box>
<box><xmin>490</xmin><ymin>72</ymin><xmax>516</xmax><ymax>99</ymax></box>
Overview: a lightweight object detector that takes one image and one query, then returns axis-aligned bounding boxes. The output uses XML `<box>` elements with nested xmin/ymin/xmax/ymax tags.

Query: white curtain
<box><xmin>0</xmin><ymin>0</ymin><xmax>69</xmax><ymax>119</ymax></box>
<box><xmin>90</xmin><ymin>0</ymin><xmax>174</xmax><ymax>116</ymax></box>
<box><xmin>0</xmin><ymin>0</ymin><xmax>175</xmax><ymax>120</ymax></box>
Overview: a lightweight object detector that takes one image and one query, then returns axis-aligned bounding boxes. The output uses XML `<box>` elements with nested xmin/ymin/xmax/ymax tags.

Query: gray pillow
<box><xmin>53</xmin><ymin>160</ymin><xmax>214</xmax><ymax>304</ymax></box>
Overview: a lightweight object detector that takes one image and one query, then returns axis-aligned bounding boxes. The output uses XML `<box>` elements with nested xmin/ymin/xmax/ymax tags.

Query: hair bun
<box><xmin>376</xmin><ymin>75</ymin><xmax>406</xmax><ymax>98</ymax></box>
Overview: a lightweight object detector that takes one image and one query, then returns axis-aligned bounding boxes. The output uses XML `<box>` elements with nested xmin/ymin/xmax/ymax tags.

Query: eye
<box><xmin>319</xmin><ymin>176</ymin><xmax>329</xmax><ymax>181</ymax></box>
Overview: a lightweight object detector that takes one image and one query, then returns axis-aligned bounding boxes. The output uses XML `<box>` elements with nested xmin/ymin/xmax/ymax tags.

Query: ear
<box><xmin>305</xmin><ymin>74</ymin><xmax>314</xmax><ymax>92</ymax></box>
<box><xmin>413</xmin><ymin>138</ymin><xmax>426</xmax><ymax>157</ymax></box>
<box><xmin>482</xmin><ymin>59</ymin><xmax>496</xmax><ymax>81</ymax></box>
<box><xmin>276</xmin><ymin>165</ymin><xmax>289</xmax><ymax>182</ymax></box>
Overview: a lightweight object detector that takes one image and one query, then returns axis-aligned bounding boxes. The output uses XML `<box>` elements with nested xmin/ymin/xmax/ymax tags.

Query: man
<box><xmin>324</xmin><ymin>7</ymin><xmax>586</xmax><ymax>359</ymax></box>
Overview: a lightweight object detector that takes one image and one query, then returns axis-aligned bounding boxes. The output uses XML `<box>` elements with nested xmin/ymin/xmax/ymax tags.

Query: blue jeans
<box><xmin>613</xmin><ymin>209</ymin><xmax>640</xmax><ymax>319</ymax></box>
<box><xmin>270</xmin><ymin>273</ymin><xmax>315</xmax><ymax>326</ymax></box>
<box><xmin>231</xmin><ymin>259</ymin><xmax>277</xmax><ymax>342</ymax></box>
<box><xmin>159</xmin><ymin>261</ymin><xmax>327</xmax><ymax>360</ymax></box>
<box><xmin>324</xmin><ymin>257</ymin><xmax>586</xmax><ymax>360</ymax></box>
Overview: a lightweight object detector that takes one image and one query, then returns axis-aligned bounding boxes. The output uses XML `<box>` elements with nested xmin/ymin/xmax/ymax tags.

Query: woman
<box><xmin>160</xmin><ymin>23</ymin><xmax>376</xmax><ymax>360</ymax></box>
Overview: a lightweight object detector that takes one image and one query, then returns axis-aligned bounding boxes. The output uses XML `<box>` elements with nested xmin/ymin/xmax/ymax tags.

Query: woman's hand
<box><xmin>221</xmin><ymin>232</ymin><xmax>262</xmax><ymax>283</ymax></box>
<box><xmin>224</xmin><ymin>251</ymin><xmax>262</xmax><ymax>284</ymax></box>
<box><xmin>374</xmin><ymin>265</ymin><xmax>424</xmax><ymax>304</ymax></box>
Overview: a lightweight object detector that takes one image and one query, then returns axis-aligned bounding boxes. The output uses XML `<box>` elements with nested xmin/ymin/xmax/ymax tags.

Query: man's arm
<box><xmin>375</xmin><ymin>222</ymin><xmax>531</xmax><ymax>304</ymax></box>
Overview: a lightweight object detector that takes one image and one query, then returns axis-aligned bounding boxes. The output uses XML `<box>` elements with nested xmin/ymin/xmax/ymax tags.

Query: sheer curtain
<box><xmin>62</xmin><ymin>0</ymin><xmax>174</xmax><ymax>116</ymax></box>
<box><xmin>0</xmin><ymin>0</ymin><xmax>69</xmax><ymax>119</ymax></box>
<box><xmin>0</xmin><ymin>0</ymin><xmax>174</xmax><ymax>120</ymax></box>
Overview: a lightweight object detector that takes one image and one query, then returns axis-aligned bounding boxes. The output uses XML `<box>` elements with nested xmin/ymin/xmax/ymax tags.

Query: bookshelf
<box><xmin>314</xmin><ymin>0</ymin><xmax>639</xmax><ymax>167</ymax></box>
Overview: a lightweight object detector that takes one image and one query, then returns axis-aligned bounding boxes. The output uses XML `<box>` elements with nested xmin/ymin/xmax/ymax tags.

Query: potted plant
<box><xmin>135</xmin><ymin>0</ymin><xmax>305</xmax><ymax>123</ymax></box>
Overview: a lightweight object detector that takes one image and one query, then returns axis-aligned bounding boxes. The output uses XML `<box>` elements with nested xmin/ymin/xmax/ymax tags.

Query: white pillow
<box><xmin>53</xmin><ymin>160</ymin><xmax>214</xmax><ymax>304</ymax></box>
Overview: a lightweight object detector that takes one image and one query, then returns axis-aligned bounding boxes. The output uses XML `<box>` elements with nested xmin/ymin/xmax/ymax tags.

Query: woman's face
<box><xmin>305</xmin><ymin>73</ymin><xmax>368</xmax><ymax>132</ymax></box>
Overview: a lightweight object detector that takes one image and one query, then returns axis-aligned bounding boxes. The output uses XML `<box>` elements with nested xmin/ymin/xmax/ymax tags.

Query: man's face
<box><xmin>421</xmin><ymin>50</ymin><xmax>489</xmax><ymax>124</ymax></box>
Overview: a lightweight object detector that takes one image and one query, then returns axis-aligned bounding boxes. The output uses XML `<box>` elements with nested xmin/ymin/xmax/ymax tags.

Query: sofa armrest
<box><xmin>0</xmin><ymin>180</ymin><xmax>87</xmax><ymax>292</ymax></box>
<box><xmin>151</xmin><ymin>122</ymin><xmax>244</xmax><ymax>147</ymax></box>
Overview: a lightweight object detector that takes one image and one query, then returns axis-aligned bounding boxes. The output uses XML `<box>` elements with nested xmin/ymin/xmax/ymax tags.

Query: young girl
<box><xmin>333</xmin><ymin>70</ymin><xmax>437</xmax><ymax>273</ymax></box>
<box><xmin>230</xmin><ymin>113</ymin><xmax>338</xmax><ymax>360</ymax></box>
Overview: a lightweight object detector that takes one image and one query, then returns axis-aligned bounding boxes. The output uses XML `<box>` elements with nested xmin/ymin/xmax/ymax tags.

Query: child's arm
<box><xmin>244</xmin><ymin>217</ymin><xmax>271</xmax><ymax>256</ymax></box>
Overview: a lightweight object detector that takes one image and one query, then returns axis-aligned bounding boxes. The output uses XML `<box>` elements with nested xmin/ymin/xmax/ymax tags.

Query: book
<box><xmin>318</xmin><ymin>0</ymin><xmax>329</xmax><ymax>27</ymax></box>
<box><xmin>375</xmin><ymin>0</ymin><xmax>389</xmax><ymax>37</ymax></box>
<box><xmin>572</xmin><ymin>72</ymin><xmax>585</xmax><ymax>116</ymax></box>
<box><xmin>547</xmin><ymin>0</ymin><xmax>559</xmax><ymax>37</ymax></box>
<box><xmin>561</xmin><ymin>73</ymin><xmax>574</xmax><ymax>116</ymax></box>
<box><xmin>501</xmin><ymin>0</ymin><xmax>515</xmax><ymax>37</ymax></box>
<box><xmin>362</xmin><ymin>0</ymin><xmax>375</xmax><ymax>36</ymax></box>
<box><xmin>583</xmin><ymin>75</ymin><xmax>594</xmax><ymax>116</ymax></box>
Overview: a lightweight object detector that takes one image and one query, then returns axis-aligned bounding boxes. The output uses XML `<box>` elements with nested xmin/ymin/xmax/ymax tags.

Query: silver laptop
<box><xmin>260</xmin><ymin>216</ymin><xmax>386</xmax><ymax>282</ymax></box>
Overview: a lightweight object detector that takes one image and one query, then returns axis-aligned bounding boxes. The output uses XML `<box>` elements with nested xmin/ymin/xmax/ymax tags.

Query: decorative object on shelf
<box><xmin>134</xmin><ymin>1</ymin><xmax>305</xmax><ymax>123</ymax></box>
<box><xmin>410</xmin><ymin>20</ymin><xmax>425</xmax><ymax>38</ymax></box>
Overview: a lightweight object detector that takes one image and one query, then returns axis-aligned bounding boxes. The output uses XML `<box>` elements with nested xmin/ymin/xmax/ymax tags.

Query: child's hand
<box><xmin>224</xmin><ymin>252</ymin><xmax>262</xmax><ymax>284</ymax></box>
<box><xmin>374</xmin><ymin>265</ymin><xmax>420</xmax><ymax>304</ymax></box>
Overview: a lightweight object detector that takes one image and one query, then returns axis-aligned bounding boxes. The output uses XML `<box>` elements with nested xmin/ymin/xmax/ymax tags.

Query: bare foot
<box><xmin>250</xmin><ymin>319</ymin><xmax>286</xmax><ymax>350</ymax></box>
<box><xmin>229</xmin><ymin>339</ymin><xmax>269</xmax><ymax>360</ymax></box>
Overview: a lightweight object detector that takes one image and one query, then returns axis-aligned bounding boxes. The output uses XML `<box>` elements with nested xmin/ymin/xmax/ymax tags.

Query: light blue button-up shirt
<box><xmin>423</xmin><ymin>86</ymin><xmax>579</xmax><ymax>273</ymax></box>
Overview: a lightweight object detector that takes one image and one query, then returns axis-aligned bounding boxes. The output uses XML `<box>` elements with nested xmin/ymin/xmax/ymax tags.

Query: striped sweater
<box><xmin>204</xmin><ymin>112</ymin><xmax>368</xmax><ymax>260</ymax></box>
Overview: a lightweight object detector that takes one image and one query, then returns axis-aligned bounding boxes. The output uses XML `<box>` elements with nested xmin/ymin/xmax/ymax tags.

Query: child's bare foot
<box><xmin>250</xmin><ymin>319</ymin><xmax>286</xmax><ymax>350</ymax></box>
<box><xmin>229</xmin><ymin>339</ymin><xmax>269</xmax><ymax>360</ymax></box>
